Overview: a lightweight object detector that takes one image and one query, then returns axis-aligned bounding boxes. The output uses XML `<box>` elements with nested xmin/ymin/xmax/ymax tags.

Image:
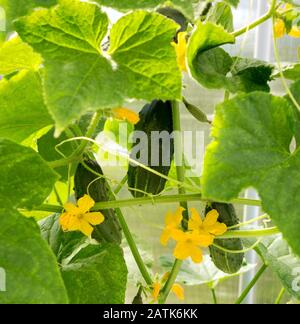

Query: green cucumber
<box><xmin>205</xmin><ymin>202</ymin><xmax>244</xmax><ymax>274</ymax></box>
<box><xmin>74</xmin><ymin>158</ymin><xmax>122</xmax><ymax>244</ymax></box>
<box><xmin>127</xmin><ymin>100</ymin><xmax>174</xmax><ymax>198</ymax></box>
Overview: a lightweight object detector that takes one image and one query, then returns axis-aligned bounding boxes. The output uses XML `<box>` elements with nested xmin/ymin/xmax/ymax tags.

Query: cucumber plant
<box><xmin>0</xmin><ymin>0</ymin><xmax>300</xmax><ymax>305</ymax></box>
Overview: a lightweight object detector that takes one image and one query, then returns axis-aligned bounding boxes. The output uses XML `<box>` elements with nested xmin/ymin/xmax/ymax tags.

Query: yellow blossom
<box><xmin>60</xmin><ymin>194</ymin><xmax>104</xmax><ymax>237</ymax></box>
<box><xmin>112</xmin><ymin>107</ymin><xmax>140</xmax><ymax>125</ymax></box>
<box><xmin>188</xmin><ymin>208</ymin><xmax>227</xmax><ymax>237</ymax></box>
<box><xmin>172</xmin><ymin>230</ymin><xmax>213</xmax><ymax>263</ymax></box>
<box><xmin>151</xmin><ymin>279</ymin><xmax>184</xmax><ymax>302</ymax></box>
<box><xmin>160</xmin><ymin>207</ymin><xmax>184</xmax><ymax>246</ymax></box>
<box><xmin>172</xmin><ymin>32</ymin><xmax>187</xmax><ymax>72</ymax></box>
<box><xmin>289</xmin><ymin>26</ymin><xmax>300</xmax><ymax>38</ymax></box>
<box><xmin>274</xmin><ymin>19</ymin><xmax>286</xmax><ymax>38</ymax></box>
<box><xmin>171</xmin><ymin>283</ymin><xmax>185</xmax><ymax>301</ymax></box>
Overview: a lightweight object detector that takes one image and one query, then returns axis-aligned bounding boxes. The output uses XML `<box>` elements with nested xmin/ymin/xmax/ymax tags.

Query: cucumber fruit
<box><xmin>127</xmin><ymin>100</ymin><xmax>174</xmax><ymax>197</ymax></box>
<box><xmin>205</xmin><ymin>202</ymin><xmax>244</xmax><ymax>274</ymax></box>
<box><xmin>74</xmin><ymin>158</ymin><xmax>122</xmax><ymax>244</ymax></box>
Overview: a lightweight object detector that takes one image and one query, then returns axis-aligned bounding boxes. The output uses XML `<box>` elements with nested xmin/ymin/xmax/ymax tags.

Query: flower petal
<box><xmin>274</xmin><ymin>19</ymin><xmax>285</xmax><ymax>38</ymax></box>
<box><xmin>209</xmin><ymin>222</ymin><xmax>227</xmax><ymax>236</ymax></box>
<box><xmin>160</xmin><ymin>229</ymin><xmax>172</xmax><ymax>246</ymax></box>
<box><xmin>170</xmin><ymin>229</ymin><xmax>186</xmax><ymax>242</ymax></box>
<box><xmin>84</xmin><ymin>212</ymin><xmax>105</xmax><ymax>225</ymax></box>
<box><xmin>78</xmin><ymin>219</ymin><xmax>94</xmax><ymax>237</ymax></box>
<box><xmin>289</xmin><ymin>26</ymin><xmax>300</xmax><ymax>38</ymax></box>
<box><xmin>77</xmin><ymin>194</ymin><xmax>95</xmax><ymax>213</ymax></box>
<box><xmin>171</xmin><ymin>283</ymin><xmax>184</xmax><ymax>301</ymax></box>
<box><xmin>189</xmin><ymin>245</ymin><xmax>203</xmax><ymax>263</ymax></box>
<box><xmin>191</xmin><ymin>231</ymin><xmax>214</xmax><ymax>247</ymax></box>
<box><xmin>60</xmin><ymin>213</ymin><xmax>81</xmax><ymax>232</ymax></box>
<box><xmin>112</xmin><ymin>108</ymin><xmax>140</xmax><ymax>125</ymax></box>
<box><xmin>173</xmin><ymin>32</ymin><xmax>187</xmax><ymax>72</ymax></box>
<box><xmin>152</xmin><ymin>282</ymin><xmax>161</xmax><ymax>302</ymax></box>
<box><xmin>173</xmin><ymin>241</ymin><xmax>191</xmax><ymax>260</ymax></box>
<box><xmin>203</xmin><ymin>209</ymin><xmax>219</xmax><ymax>226</ymax></box>
<box><xmin>63</xmin><ymin>202</ymin><xmax>80</xmax><ymax>215</ymax></box>
<box><xmin>188</xmin><ymin>208</ymin><xmax>202</xmax><ymax>231</ymax></box>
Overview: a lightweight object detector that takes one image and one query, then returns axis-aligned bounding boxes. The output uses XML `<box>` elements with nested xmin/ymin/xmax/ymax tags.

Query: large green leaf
<box><xmin>248</xmin><ymin>236</ymin><xmax>300</xmax><ymax>300</ymax></box>
<box><xmin>16</xmin><ymin>0</ymin><xmax>181</xmax><ymax>134</ymax></box>
<box><xmin>201</xmin><ymin>92</ymin><xmax>300</xmax><ymax>257</ymax></box>
<box><xmin>0</xmin><ymin>205</ymin><xmax>68</xmax><ymax>304</ymax></box>
<box><xmin>187</xmin><ymin>22</ymin><xmax>273</xmax><ymax>92</ymax></box>
<box><xmin>0</xmin><ymin>138</ymin><xmax>58</xmax><ymax>209</ymax></box>
<box><xmin>0</xmin><ymin>71</ymin><xmax>52</xmax><ymax>143</ymax></box>
<box><xmin>0</xmin><ymin>36</ymin><xmax>41</xmax><ymax>75</ymax></box>
<box><xmin>61</xmin><ymin>243</ymin><xmax>127</xmax><ymax>304</ymax></box>
<box><xmin>108</xmin><ymin>10</ymin><xmax>181</xmax><ymax>101</ymax></box>
<box><xmin>187</xmin><ymin>22</ymin><xmax>235</xmax><ymax>88</ymax></box>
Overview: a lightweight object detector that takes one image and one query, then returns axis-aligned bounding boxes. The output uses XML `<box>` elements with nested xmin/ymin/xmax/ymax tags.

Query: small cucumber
<box><xmin>74</xmin><ymin>158</ymin><xmax>122</xmax><ymax>244</ymax></box>
<box><xmin>127</xmin><ymin>100</ymin><xmax>174</xmax><ymax>197</ymax></box>
<box><xmin>206</xmin><ymin>202</ymin><xmax>244</xmax><ymax>274</ymax></box>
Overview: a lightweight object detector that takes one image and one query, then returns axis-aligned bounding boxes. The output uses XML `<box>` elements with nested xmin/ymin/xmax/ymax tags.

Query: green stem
<box><xmin>159</xmin><ymin>260</ymin><xmax>183</xmax><ymax>303</ymax></box>
<box><xmin>53</xmin><ymin>185</ymin><xmax>63</xmax><ymax>206</ymax></box>
<box><xmin>114</xmin><ymin>175</ymin><xmax>128</xmax><ymax>195</ymax></box>
<box><xmin>211</xmin><ymin>288</ymin><xmax>218</xmax><ymax>304</ymax></box>
<box><xmin>48</xmin><ymin>112</ymin><xmax>101</xmax><ymax>169</ymax></box>
<box><xmin>115</xmin><ymin>208</ymin><xmax>153</xmax><ymax>286</ymax></box>
<box><xmin>274</xmin><ymin>287</ymin><xmax>285</xmax><ymax>304</ymax></box>
<box><xmin>159</xmin><ymin>100</ymin><xmax>188</xmax><ymax>304</ymax></box>
<box><xmin>232</xmin><ymin>0</ymin><xmax>277</xmax><ymax>37</ymax></box>
<box><xmin>34</xmin><ymin>193</ymin><xmax>261</xmax><ymax>213</ymax></box>
<box><xmin>235</xmin><ymin>264</ymin><xmax>268</xmax><ymax>304</ymax></box>
<box><xmin>218</xmin><ymin>227</ymin><xmax>279</xmax><ymax>239</ymax></box>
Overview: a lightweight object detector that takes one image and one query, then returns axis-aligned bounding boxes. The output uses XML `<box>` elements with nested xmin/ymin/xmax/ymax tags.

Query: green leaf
<box><xmin>289</xmin><ymin>80</ymin><xmax>300</xmax><ymax>147</ymax></box>
<box><xmin>0</xmin><ymin>138</ymin><xmax>58</xmax><ymax>209</ymax></box>
<box><xmin>224</xmin><ymin>0</ymin><xmax>239</xmax><ymax>7</ymax></box>
<box><xmin>39</xmin><ymin>213</ymin><xmax>86</xmax><ymax>262</ymax></box>
<box><xmin>61</xmin><ymin>243</ymin><xmax>127</xmax><ymax>304</ymax></box>
<box><xmin>108</xmin><ymin>10</ymin><xmax>181</xmax><ymax>101</ymax></box>
<box><xmin>0</xmin><ymin>206</ymin><xmax>68</xmax><ymax>304</ymax></box>
<box><xmin>247</xmin><ymin>235</ymin><xmax>300</xmax><ymax>300</ymax></box>
<box><xmin>229</xmin><ymin>57</ymin><xmax>274</xmax><ymax>93</ymax></box>
<box><xmin>201</xmin><ymin>92</ymin><xmax>300</xmax><ymax>257</ymax></box>
<box><xmin>0</xmin><ymin>71</ymin><xmax>53</xmax><ymax>143</ymax></box>
<box><xmin>275</xmin><ymin>63</ymin><xmax>300</xmax><ymax>81</ymax></box>
<box><xmin>37</xmin><ymin>127</ymin><xmax>73</xmax><ymax>181</ymax></box>
<box><xmin>187</xmin><ymin>22</ymin><xmax>235</xmax><ymax>88</ymax></box>
<box><xmin>187</xmin><ymin>23</ymin><xmax>273</xmax><ymax>92</ymax></box>
<box><xmin>0</xmin><ymin>0</ymin><xmax>56</xmax><ymax>33</ymax></box>
<box><xmin>159</xmin><ymin>254</ymin><xmax>255</xmax><ymax>288</ymax></box>
<box><xmin>0</xmin><ymin>36</ymin><xmax>41</xmax><ymax>75</ymax></box>
<box><xmin>94</xmin><ymin>0</ymin><xmax>199</xmax><ymax>20</ymax></box>
<box><xmin>206</xmin><ymin>2</ymin><xmax>234</xmax><ymax>32</ymax></box>
<box><xmin>16</xmin><ymin>0</ymin><xmax>181</xmax><ymax>133</ymax></box>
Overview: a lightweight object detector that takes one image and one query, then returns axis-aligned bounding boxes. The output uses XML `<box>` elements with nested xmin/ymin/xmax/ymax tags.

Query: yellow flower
<box><xmin>172</xmin><ymin>230</ymin><xmax>213</xmax><ymax>263</ymax></box>
<box><xmin>171</xmin><ymin>283</ymin><xmax>185</xmax><ymax>301</ymax></box>
<box><xmin>274</xmin><ymin>19</ymin><xmax>286</xmax><ymax>38</ymax></box>
<box><xmin>160</xmin><ymin>207</ymin><xmax>184</xmax><ymax>246</ymax></box>
<box><xmin>172</xmin><ymin>32</ymin><xmax>187</xmax><ymax>72</ymax></box>
<box><xmin>289</xmin><ymin>26</ymin><xmax>300</xmax><ymax>38</ymax></box>
<box><xmin>112</xmin><ymin>107</ymin><xmax>140</xmax><ymax>125</ymax></box>
<box><xmin>60</xmin><ymin>194</ymin><xmax>104</xmax><ymax>237</ymax></box>
<box><xmin>151</xmin><ymin>279</ymin><xmax>184</xmax><ymax>302</ymax></box>
<box><xmin>188</xmin><ymin>208</ymin><xmax>227</xmax><ymax>237</ymax></box>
